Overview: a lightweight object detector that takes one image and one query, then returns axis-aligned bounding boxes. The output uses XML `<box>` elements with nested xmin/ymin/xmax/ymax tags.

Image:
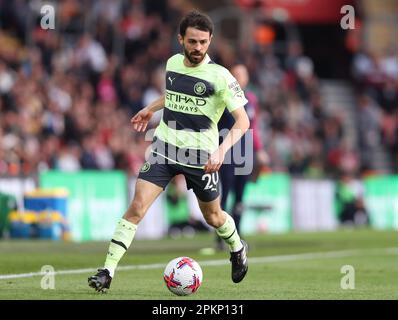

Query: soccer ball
<box><xmin>163</xmin><ymin>256</ymin><xmax>203</xmax><ymax>296</ymax></box>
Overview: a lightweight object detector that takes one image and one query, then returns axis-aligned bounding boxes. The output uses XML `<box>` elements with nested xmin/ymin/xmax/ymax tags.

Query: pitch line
<box><xmin>1</xmin><ymin>247</ymin><xmax>397</xmax><ymax>280</ymax></box>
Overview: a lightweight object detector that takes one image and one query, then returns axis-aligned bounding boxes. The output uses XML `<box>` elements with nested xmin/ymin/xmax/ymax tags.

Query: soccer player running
<box><xmin>88</xmin><ymin>10</ymin><xmax>250</xmax><ymax>292</ymax></box>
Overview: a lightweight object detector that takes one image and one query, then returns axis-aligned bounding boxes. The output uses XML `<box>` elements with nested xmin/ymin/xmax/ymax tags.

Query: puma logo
<box><xmin>168</xmin><ymin>76</ymin><xmax>175</xmax><ymax>85</ymax></box>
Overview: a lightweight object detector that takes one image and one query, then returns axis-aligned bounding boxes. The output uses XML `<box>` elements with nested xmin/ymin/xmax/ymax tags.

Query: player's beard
<box><xmin>183</xmin><ymin>46</ymin><xmax>206</xmax><ymax>65</ymax></box>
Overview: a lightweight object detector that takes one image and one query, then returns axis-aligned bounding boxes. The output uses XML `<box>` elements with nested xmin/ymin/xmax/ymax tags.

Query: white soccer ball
<box><xmin>163</xmin><ymin>256</ymin><xmax>203</xmax><ymax>296</ymax></box>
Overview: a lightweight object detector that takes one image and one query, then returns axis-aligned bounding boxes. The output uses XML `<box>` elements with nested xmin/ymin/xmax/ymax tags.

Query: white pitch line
<box><xmin>1</xmin><ymin>247</ymin><xmax>397</xmax><ymax>280</ymax></box>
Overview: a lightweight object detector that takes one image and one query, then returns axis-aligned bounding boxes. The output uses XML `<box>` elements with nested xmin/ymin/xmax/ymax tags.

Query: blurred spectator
<box><xmin>57</xmin><ymin>142</ymin><xmax>81</xmax><ymax>172</ymax></box>
<box><xmin>356</xmin><ymin>94</ymin><xmax>382</xmax><ymax>170</ymax></box>
<box><xmin>351</xmin><ymin>43</ymin><xmax>398</xmax><ymax>172</ymax></box>
<box><xmin>142</xmin><ymin>65</ymin><xmax>165</xmax><ymax>127</ymax></box>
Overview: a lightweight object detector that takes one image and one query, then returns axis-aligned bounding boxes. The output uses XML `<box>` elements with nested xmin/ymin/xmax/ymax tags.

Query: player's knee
<box><xmin>203</xmin><ymin>209</ymin><xmax>224</xmax><ymax>228</ymax></box>
<box><xmin>125</xmin><ymin>200</ymin><xmax>146</xmax><ymax>223</ymax></box>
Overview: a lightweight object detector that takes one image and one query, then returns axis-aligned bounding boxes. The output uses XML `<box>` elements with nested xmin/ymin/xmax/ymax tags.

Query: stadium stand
<box><xmin>0</xmin><ymin>0</ymin><xmax>397</xmax><ymax>180</ymax></box>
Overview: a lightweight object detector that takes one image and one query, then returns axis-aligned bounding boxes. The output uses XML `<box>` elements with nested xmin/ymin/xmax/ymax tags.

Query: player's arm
<box><xmin>204</xmin><ymin>106</ymin><xmax>250</xmax><ymax>173</ymax></box>
<box><xmin>131</xmin><ymin>94</ymin><xmax>165</xmax><ymax>132</ymax></box>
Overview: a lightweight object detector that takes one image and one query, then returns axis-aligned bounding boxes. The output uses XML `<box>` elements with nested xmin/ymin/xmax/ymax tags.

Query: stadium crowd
<box><xmin>1</xmin><ymin>0</ymin><xmax>397</xmax><ymax>179</ymax></box>
<box><xmin>352</xmin><ymin>46</ymin><xmax>398</xmax><ymax>171</ymax></box>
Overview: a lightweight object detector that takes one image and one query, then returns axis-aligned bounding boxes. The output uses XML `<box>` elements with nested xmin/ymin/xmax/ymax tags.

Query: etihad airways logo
<box><xmin>166</xmin><ymin>92</ymin><xmax>207</xmax><ymax>106</ymax></box>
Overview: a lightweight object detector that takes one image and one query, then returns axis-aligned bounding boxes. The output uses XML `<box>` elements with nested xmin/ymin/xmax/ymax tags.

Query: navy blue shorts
<box><xmin>137</xmin><ymin>153</ymin><xmax>220</xmax><ymax>202</ymax></box>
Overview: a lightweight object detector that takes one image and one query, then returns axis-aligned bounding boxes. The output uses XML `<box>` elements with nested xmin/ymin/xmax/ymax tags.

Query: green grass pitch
<box><xmin>1</xmin><ymin>229</ymin><xmax>398</xmax><ymax>300</ymax></box>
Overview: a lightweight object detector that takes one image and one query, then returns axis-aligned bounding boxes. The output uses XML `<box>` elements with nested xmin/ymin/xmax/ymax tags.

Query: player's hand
<box><xmin>130</xmin><ymin>108</ymin><xmax>153</xmax><ymax>132</ymax></box>
<box><xmin>204</xmin><ymin>148</ymin><xmax>225</xmax><ymax>173</ymax></box>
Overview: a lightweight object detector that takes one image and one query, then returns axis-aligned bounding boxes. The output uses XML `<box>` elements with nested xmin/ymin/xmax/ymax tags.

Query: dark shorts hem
<box><xmin>136</xmin><ymin>176</ymin><xmax>167</xmax><ymax>190</ymax></box>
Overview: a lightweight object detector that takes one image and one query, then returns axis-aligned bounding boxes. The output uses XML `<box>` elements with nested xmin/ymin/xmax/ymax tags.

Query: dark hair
<box><xmin>179</xmin><ymin>10</ymin><xmax>214</xmax><ymax>37</ymax></box>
